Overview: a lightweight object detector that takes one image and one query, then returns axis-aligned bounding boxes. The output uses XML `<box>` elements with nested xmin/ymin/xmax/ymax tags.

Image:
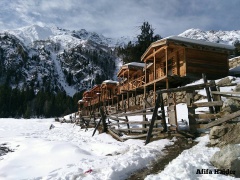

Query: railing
<box><xmin>118</xmin><ymin>75</ymin><xmax>145</xmax><ymax>93</ymax></box>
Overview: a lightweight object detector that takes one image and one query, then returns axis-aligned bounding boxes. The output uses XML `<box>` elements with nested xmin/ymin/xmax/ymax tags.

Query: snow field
<box><xmin>0</xmin><ymin>118</ymin><xmax>172</xmax><ymax>180</ymax></box>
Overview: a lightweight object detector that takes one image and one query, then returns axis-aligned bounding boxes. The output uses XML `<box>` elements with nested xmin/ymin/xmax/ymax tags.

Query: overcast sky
<box><xmin>0</xmin><ymin>0</ymin><xmax>239</xmax><ymax>38</ymax></box>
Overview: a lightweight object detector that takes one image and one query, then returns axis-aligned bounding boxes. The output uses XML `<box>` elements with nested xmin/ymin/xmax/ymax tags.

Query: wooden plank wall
<box><xmin>185</xmin><ymin>48</ymin><xmax>228</xmax><ymax>78</ymax></box>
<box><xmin>179</xmin><ymin>49</ymin><xmax>186</xmax><ymax>76</ymax></box>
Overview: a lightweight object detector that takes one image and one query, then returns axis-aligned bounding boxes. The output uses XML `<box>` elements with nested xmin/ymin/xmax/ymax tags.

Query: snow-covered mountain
<box><xmin>1</xmin><ymin>25</ymin><xmax>240</xmax><ymax>97</ymax></box>
<box><xmin>179</xmin><ymin>28</ymin><xmax>240</xmax><ymax>46</ymax></box>
<box><xmin>0</xmin><ymin>24</ymin><xmax>129</xmax><ymax>96</ymax></box>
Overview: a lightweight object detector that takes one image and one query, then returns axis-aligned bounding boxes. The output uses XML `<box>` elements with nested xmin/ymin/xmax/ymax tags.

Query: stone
<box><xmin>217</xmin><ymin>77</ymin><xmax>232</xmax><ymax>86</ymax></box>
<box><xmin>147</xmin><ymin>96</ymin><xmax>152</xmax><ymax>104</ymax></box>
<box><xmin>210</xmin><ymin>138</ymin><xmax>220</xmax><ymax>145</ymax></box>
<box><xmin>194</xmin><ymin>94</ymin><xmax>202</xmax><ymax>101</ymax></box>
<box><xmin>210</xmin><ymin>144</ymin><xmax>240</xmax><ymax>177</ymax></box>
<box><xmin>162</xmin><ymin>93</ymin><xmax>167</xmax><ymax>101</ymax></box>
<box><xmin>222</xmin><ymin>99</ymin><xmax>240</xmax><ymax>112</ymax></box>
<box><xmin>209</xmin><ymin>126</ymin><xmax>228</xmax><ymax>139</ymax></box>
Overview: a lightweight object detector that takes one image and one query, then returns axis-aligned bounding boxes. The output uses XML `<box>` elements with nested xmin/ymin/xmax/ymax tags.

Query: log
<box><xmin>107</xmin><ymin>115</ymin><xmax>128</xmax><ymax>122</ymax></box>
<box><xmin>114</xmin><ymin>107</ymin><xmax>155</xmax><ymax>117</ymax></box>
<box><xmin>203</xmin><ymin>110</ymin><xmax>240</xmax><ymax>129</ymax></box>
<box><xmin>158</xmin><ymin>81</ymin><xmax>215</xmax><ymax>93</ymax></box>
<box><xmin>192</xmin><ymin>101</ymin><xmax>223</xmax><ymax>107</ymax></box>
<box><xmin>118</xmin><ymin>127</ymin><xmax>163</xmax><ymax>132</ymax></box>
<box><xmin>116</xmin><ymin>111</ymin><xmax>153</xmax><ymax>117</ymax></box>
<box><xmin>109</xmin><ymin>120</ymin><xmax>162</xmax><ymax>125</ymax></box>
<box><xmin>122</xmin><ymin>131</ymin><xmax>161</xmax><ymax>140</ymax></box>
<box><xmin>142</xmin><ymin>98</ymin><xmax>152</xmax><ymax>108</ymax></box>
<box><xmin>189</xmin><ymin>113</ymin><xmax>221</xmax><ymax>119</ymax></box>
<box><xmin>202</xmin><ymin>73</ymin><xmax>214</xmax><ymax>114</ymax></box>
<box><xmin>92</xmin><ymin>118</ymin><xmax>102</xmax><ymax>137</ymax></box>
<box><xmin>108</xmin><ymin>129</ymin><xmax>124</xmax><ymax>142</ymax></box>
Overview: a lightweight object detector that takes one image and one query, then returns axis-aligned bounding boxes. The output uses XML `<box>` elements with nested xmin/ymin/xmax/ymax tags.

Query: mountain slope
<box><xmin>0</xmin><ymin>24</ymin><xmax>122</xmax><ymax>96</ymax></box>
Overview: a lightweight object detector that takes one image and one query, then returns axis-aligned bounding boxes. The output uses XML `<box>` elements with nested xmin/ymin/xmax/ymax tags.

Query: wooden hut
<box><xmin>81</xmin><ymin>90</ymin><xmax>92</xmax><ymax>115</ymax></box>
<box><xmin>117</xmin><ymin>62</ymin><xmax>146</xmax><ymax>110</ymax></box>
<box><xmin>141</xmin><ymin>36</ymin><xmax>234</xmax><ymax>102</ymax></box>
<box><xmin>117</xmin><ymin>62</ymin><xmax>145</xmax><ymax>93</ymax></box>
<box><xmin>101</xmin><ymin>80</ymin><xmax>118</xmax><ymax>106</ymax></box>
<box><xmin>89</xmin><ymin>85</ymin><xmax>101</xmax><ymax>106</ymax></box>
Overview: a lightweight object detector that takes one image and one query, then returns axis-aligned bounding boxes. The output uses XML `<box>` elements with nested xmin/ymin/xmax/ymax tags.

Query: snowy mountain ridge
<box><xmin>179</xmin><ymin>28</ymin><xmax>240</xmax><ymax>46</ymax></box>
<box><xmin>0</xmin><ymin>25</ymin><xmax>240</xmax><ymax>97</ymax></box>
<box><xmin>3</xmin><ymin>24</ymin><xmax>130</xmax><ymax>49</ymax></box>
<box><xmin>0</xmin><ymin>24</ymin><xmax>122</xmax><ymax>96</ymax></box>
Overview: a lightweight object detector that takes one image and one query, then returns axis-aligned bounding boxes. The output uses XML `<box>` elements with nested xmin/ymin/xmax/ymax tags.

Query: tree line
<box><xmin>0</xmin><ymin>84</ymin><xmax>82</xmax><ymax>118</ymax></box>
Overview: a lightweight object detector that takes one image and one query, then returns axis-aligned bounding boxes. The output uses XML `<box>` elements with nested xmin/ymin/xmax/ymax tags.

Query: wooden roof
<box><xmin>101</xmin><ymin>80</ymin><xmax>118</xmax><ymax>89</ymax></box>
<box><xmin>141</xmin><ymin>36</ymin><xmax>235</xmax><ymax>62</ymax></box>
<box><xmin>117</xmin><ymin>62</ymin><xmax>145</xmax><ymax>77</ymax></box>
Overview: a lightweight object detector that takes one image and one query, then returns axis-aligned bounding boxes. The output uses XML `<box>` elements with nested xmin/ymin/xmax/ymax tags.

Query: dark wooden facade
<box><xmin>100</xmin><ymin>80</ymin><xmax>118</xmax><ymax>106</ymax></box>
<box><xmin>117</xmin><ymin>62</ymin><xmax>145</xmax><ymax>93</ymax></box>
<box><xmin>141</xmin><ymin>36</ymin><xmax>234</xmax><ymax>88</ymax></box>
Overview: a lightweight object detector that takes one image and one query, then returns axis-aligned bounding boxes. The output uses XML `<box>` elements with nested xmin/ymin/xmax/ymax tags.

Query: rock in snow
<box><xmin>210</xmin><ymin>144</ymin><xmax>240</xmax><ymax>177</ymax></box>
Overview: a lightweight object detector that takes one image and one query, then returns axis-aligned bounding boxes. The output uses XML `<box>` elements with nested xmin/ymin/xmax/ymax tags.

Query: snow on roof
<box><xmin>102</xmin><ymin>80</ymin><xmax>118</xmax><ymax>84</ymax></box>
<box><xmin>78</xmin><ymin>99</ymin><xmax>84</xmax><ymax>103</ymax></box>
<box><xmin>123</xmin><ymin>62</ymin><xmax>145</xmax><ymax>68</ymax></box>
<box><xmin>164</xmin><ymin>36</ymin><xmax>235</xmax><ymax>50</ymax></box>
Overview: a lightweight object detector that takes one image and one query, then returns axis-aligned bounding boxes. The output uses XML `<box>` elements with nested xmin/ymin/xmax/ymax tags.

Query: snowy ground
<box><xmin>0</xmin><ymin>118</ymin><xmax>173</xmax><ymax>180</ymax></box>
<box><xmin>0</xmin><ymin>117</ymin><xmax>237</xmax><ymax>179</ymax></box>
<box><xmin>1</xmin><ymin>77</ymin><xmax>240</xmax><ymax>180</ymax></box>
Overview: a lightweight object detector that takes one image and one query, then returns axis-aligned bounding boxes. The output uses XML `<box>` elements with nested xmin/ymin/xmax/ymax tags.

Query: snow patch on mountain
<box><xmin>3</xmin><ymin>24</ymin><xmax>130</xmax><ymax>50</ymax></box>
<box><xmin>179</xmin><ymin>28</ymin><xmax>240</xmax><ymax>45</ymax></box>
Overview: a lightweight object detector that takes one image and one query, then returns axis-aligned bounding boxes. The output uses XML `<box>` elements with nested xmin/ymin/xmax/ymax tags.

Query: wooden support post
<box><xmin>143</xmin><ymin>85</ymin><xmax>147</xmax><ymax>132</ymax></box>
<box><xmin>128</xmin><ymin>70</ymin><xmax>130</xmax><ymax>90</ymax></box>
<box><xmin>202</xmin><ymin>73</ymin><xmax>214</xmax><ymax>114</ymax></box>
<box><xmin>160</xmin><ymin>93</ymin><xmax>167</xmax><ymax>132</ymax></box>
<box><xmin>165</xmin><ymin>48</ymin><xmax>168</xmax><ymax>76</ymax></box>
<box><xmin>145</xmin><ymin>94</ymin><xmax>160</xmax><ymax>144</ymax></box>
<box><xmin>123</xmin><ymin>101</ymin><xmax>130</xmax><ymax>133</ymax></box>
<box><xmin>186</xmin><ymin>90</ymin><xmax>197</xmax><ymax>133</ymax></box>
<box><xmin>134</xmin><ymin>90</ymin><xmax>137</xmax><ymax>106</ymax></box>
<box><xmin>92</xmin><ymin>118</ymin><xmax>102</xmax><ymax>136</ymax></box>
<box><xmin>116</xmin><ymin>95</ymin><xmax>119</xmax><ymax>111</ymax></box>
<box><xmin>167</xmin><ymin>92</ymin><xmax>177</xmax><ymax>130</ymax></box>
<box><xmin>100</xmin><ymin>107</ymin><xmax>107</xmax><ymax>133</ymax></box>
<box><xmin>122</xmin><ymin>94</ymin><xmax>124</xmax><ymax>110</ymax></box>
<box><xmin>127</xmin><ymin>91</ymin><xmax>129</xmax><ymax>110</ymax></box>
<box><xmin>154</xmin><ymin>82</ymin><xmax>156</xmax><ymax>104</ymax></box>
<box><xmin>154</xmin><ymin>48</ymin><xmax>156</xmax><ymax>80</ymax></box>
<box><xmin>210</xmin><ymin>80</ymin><xmax>221</xmax><ymax>113</ymax></box>
<box><xmin>204</xmin><ymin>110</ymin><xmax>240</xmax><ymax>129</ymax></box>
<box><xmin>166</xmin><ymin>78</ymin><xmax>169</xmax><ymax>89</ymax></box>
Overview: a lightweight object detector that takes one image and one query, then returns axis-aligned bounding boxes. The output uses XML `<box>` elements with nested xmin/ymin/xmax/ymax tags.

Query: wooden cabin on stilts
<box><xmin>117</xmin><ymin>62</ymin><xmax>146</xmax><ymax>110</ymax></box>
<box><xmin>101</xmin><ymin>80</ymin><xmax>118</xmax><ymax>114</ymax></box>
<box><xmin>141</xmin><ymin>36</ymin><xmax>233</xmax><ymax>105</ymax></box>
<box><xmin>77</xmin><ymin>36</ymin><xmax>234</xmax><ymax>142</ymax></box>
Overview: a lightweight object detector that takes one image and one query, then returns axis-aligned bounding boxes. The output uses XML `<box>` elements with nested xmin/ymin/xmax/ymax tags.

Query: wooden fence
<box><xmin>74</xmin><ymin>75</ymin><xmax>240</xmax><ymax>144</ymax></box>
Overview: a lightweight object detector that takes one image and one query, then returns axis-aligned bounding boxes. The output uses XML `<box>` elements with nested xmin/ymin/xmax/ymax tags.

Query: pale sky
<box><xmin>0</xmin><ymin>0</ymin><xmax>239</xmax><ymax>38</ymax></box>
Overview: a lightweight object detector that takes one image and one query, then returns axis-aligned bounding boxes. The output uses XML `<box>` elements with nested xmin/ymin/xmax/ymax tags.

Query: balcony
<box><xmin>118</xmin><ymin>75</ymin><xmax>145</xmax><ymax>93</ymax></box>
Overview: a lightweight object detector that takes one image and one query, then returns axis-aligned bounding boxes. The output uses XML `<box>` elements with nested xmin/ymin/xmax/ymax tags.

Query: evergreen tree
<box><xmin>117</xmin><ymin>21</ymin><xmax>161</xmax><ymax>64</ymax></box>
